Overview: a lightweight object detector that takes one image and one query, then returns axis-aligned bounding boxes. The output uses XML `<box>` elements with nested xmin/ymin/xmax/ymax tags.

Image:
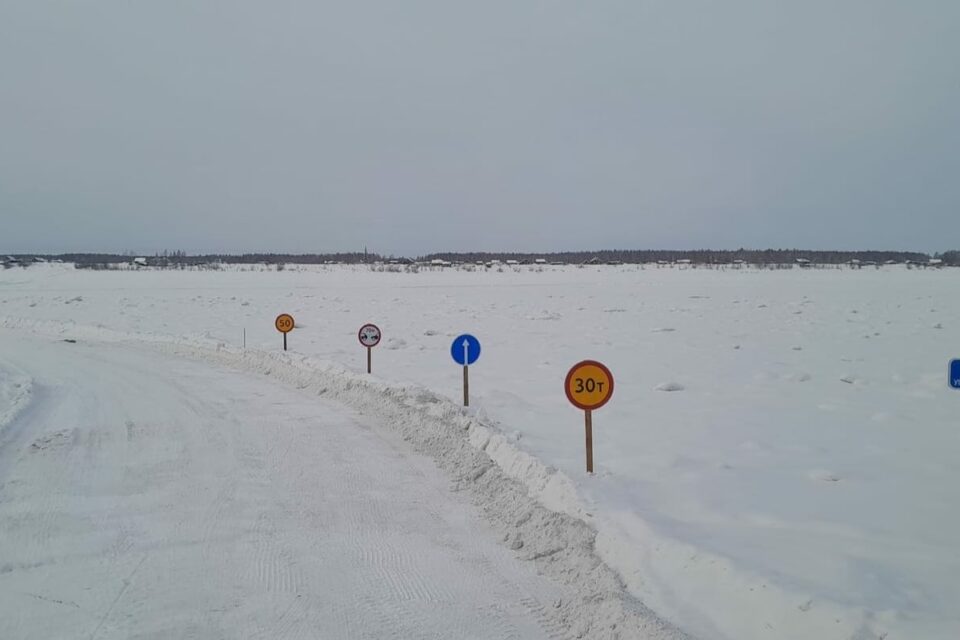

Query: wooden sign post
<box><xmin>565</xmin><ymin>360</ymin><xmax>614</xmax><ymax>474</ymax></box>
<box><xmin>275</xmin><ymin>313</ymin><xmax>295</xmax><ymax>350</ymax></box>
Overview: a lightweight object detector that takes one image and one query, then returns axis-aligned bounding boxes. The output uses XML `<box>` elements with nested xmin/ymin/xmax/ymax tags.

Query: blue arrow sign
<box><xmin>950</xmin><ymin>360</ymin><xmax>960</xmax><ymax>389</ymax></box>
<box><xmin>451</xmin><ymin>334</ymin><xmax>481</xmax><ymax>366</ymax></box>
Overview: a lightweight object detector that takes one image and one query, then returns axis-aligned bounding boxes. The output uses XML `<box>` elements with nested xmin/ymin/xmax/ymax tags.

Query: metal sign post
<box><xmin>275</xmin><ymin>314</ymin><xmax>295</xmax><ymax>351</ymax></box>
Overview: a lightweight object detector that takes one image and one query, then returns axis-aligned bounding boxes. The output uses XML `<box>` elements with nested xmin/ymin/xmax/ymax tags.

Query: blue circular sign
<box><xmin>451</xmin><ymin>334</ymin><xmax>481</xmax><ymax>365</ymax></box>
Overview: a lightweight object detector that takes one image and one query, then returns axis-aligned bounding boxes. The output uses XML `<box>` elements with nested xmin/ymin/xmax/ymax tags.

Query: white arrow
<box><xmin>462</xmin><ymin>339</ymin><xmax>470</xmax><ymax>366</ymax></box>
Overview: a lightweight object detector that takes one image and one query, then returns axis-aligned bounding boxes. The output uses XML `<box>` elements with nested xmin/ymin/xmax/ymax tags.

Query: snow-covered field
<box><xmin>1</xmin><ymin>263</ymin><xmax>957</xmax><ymax>639</ymax></box>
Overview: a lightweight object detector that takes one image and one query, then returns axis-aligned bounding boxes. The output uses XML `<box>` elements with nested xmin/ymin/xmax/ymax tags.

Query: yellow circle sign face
<box><xmin>565</xmin><ymin>360</ymin><xmax>614</xmax><ymax>411</ymax></box>
<box><xmin>275</xmin><ymin>313</ymin><xmax>295</xmax><ymax>334</ymax></box>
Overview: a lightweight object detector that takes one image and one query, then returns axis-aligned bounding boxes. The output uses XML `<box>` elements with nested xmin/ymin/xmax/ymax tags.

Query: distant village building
<box><xmin>795</xmin><ymin>258</ymin><xmax>812</xmax><ymax>267</ymax></box>
<box><xmin>134</xmin><ymin>257</ymin><xmax>149</xmax><ymax>267</ymax></box>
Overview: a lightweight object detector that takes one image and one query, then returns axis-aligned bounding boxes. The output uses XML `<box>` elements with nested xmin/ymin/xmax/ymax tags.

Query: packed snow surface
<box><xmin>2</xmin><ymin>332</ymin><xmax>649</xmax><ymax>639</ymax></box>
<box><xmin>1</xmin><ymin>263</ymin><xmax>958</xmax><ymax>639</ymax></box>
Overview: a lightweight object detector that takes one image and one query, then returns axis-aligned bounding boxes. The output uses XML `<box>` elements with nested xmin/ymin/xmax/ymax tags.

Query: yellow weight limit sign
<box><xmin>565</xmin><ymin>360</ymin><xmax>614</xmax><ymax>473</ymax></box>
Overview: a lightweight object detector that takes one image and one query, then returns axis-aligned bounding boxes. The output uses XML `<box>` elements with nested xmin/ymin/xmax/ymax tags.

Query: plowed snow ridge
<box><xmin>0</xmin><ymin>362</ymin><xmax>32</xmax><ymax>438</ymax></box>
<box><xmin>0</xmin><ymin>317</ymin><xmax>690</xmax><ymax>640</ymax></box>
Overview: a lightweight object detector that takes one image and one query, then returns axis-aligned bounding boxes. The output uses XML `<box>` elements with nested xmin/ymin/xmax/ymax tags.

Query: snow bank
<box><xmin>0</xmin><ymin>318</ymin><xmax>688</xmax><ymax>640</ymax></box>
<box><xmin>0</xmin><ymin>362</ymin><xmax>32</xmax><ymax>437</ymax></box>
<box><xmin>167</xmin><ymin>343</ymin><xmax>692</xmax><ymax>640</ymax></box>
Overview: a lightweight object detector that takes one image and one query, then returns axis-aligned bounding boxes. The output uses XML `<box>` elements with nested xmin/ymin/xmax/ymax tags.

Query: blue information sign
<box><xmin>951</xmin><ymin>360</ymin><xmax>960</xmax><ymax>389</ymax></box>
<box><xmin>451</xmin><ymin>334</ymin><xmax>481</xmax><ymax>366</ymax></box>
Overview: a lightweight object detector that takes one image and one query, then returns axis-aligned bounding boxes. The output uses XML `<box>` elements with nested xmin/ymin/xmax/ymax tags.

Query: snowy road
<box><xmin>0</xmin><ymin>332</ymin><xmax>570</xmax><ymax>639</ymax></box>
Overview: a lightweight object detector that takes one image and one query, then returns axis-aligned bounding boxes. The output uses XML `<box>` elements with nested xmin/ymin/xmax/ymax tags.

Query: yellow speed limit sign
<box><xmin>275</xmin><ymin>314</ymin><xmax>295</xmax><ymax>333</ymax></box>
<box><xmin>275</xmin><ymin>313</ymin><xmax>295</xmax><ymax>351</ymax></box>
<box><xmin>565</xmin><ymin>360</ymin><xmax>614</xmax><ymax>410</ymax></box>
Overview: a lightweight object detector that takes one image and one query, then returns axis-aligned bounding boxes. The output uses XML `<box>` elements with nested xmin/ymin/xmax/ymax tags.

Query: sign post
<box><xmin>950</xmin><ymin>359</ymin><xmax>960</xmax><ymax>389</ymax></box>
<box><xmin>275</xmin><ymin>313</ymin><xmax>295</xmax><ymax>350</ymax></box>
<box><xmin>565</xmin><ymin>360</ymin><xmax>614</xmax><ymax>473</ymax></box>
<box><xmin>451</xmin><ymin>334</ymin><xmax>481</xmax><ymax>406</ymax></box>
<box><xmin>358</xmin><ymin>323</ymin><xmax>382</xmax><ymax>373</ymax></box>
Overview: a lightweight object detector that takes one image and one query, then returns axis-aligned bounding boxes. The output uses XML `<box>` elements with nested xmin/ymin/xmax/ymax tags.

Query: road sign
<box><xmin>951</xmin><ymin>360</ymin><xmax>960</xmax><ymax>389</ymax></box>
<box><xmin>275</xmin><ymin>314</ymin><xmax>295</xmax><ymax>351</ymax></box>
<box><xmin>565</xmin><ymin>360</ymin><xmax>614</xmax><ymax>411</ymax></box>
<box><xmin>565</xmin><ymin>360</ymin><xmax>615</xmax><ymax>474</ymax></box>
<box><xmin>358</xmin><ymin>323</ymin><xmax>382</xmax><ymax>348</ymax></box>
<box><xmin>451</xmin><ymin>334</ymin><xmax>481</xmax><ymax>366</ymax></box>
<box><xmin>451</xmin><ymin>334</ymin><xmax>481</xmax><ymax>406</ymax></box>
<box><xmin>359</xmin><ymin>323</ymin><xmax>382</xmax><ymax>373</ymax></box>
<box><xmin>275</xmin><ymin>314</ymin><xmax>295</xmax><ymax>333</ymax></box>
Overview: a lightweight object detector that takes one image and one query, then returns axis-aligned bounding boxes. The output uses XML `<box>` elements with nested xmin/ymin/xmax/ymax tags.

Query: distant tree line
<box><xmin>938</xmin><ymin>250</ymin><xmax>960</xmax><ymax>265</ymax></box>
<box><xmin>418</xmin><ymin>249</ymin><xmax>941</xmax><ymax>265</ymax></box>
<box><xmin>41</xmin><ymin>252</ymin><xmax>387</xmax><ymax>267</ymax></box>
<box><xmin>8</xmin><ymin>249</ymin><xmax>960</xmax><ymax>267</ymax></box>
<box><xmin>187</xmin><ymin>252</ymin><xmax>385</xmax><ymax>265</ymax></box>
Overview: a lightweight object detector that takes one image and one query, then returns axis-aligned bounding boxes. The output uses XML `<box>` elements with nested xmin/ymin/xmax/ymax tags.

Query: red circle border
<box><xmin>358</xmin><ymin>323</ymin><xmax>382</xmax><ymax>348</ymax></box>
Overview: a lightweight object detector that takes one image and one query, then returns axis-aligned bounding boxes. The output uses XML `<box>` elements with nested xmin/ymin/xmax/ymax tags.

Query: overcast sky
<box><xmin>1</xmin><ymin>1</ymin><xmax>958</xmax><ymax>256</ymax></box>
